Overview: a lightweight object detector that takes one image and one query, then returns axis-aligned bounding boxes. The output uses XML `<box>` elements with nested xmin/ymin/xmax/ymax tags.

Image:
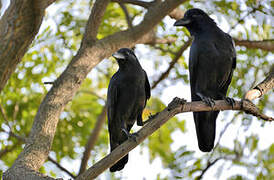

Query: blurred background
<box><xmin>0</xmin><ymin>0</ymin><xmax>273</xmax><ymax>179</ymax></box>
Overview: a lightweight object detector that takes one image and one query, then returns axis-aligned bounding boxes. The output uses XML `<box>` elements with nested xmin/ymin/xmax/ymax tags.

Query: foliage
<box><xmin>0</xmin><ymin>0</ymin><xmax>273</xmax><ymax>179</ymax></box>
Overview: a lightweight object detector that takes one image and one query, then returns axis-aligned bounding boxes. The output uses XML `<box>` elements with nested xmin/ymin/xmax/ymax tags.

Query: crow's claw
<box><xmin>122</xmin><ymin>128</ymin><xmax>130</xmax><ymax>137</ymax></box>
<box><xmin>122</xmin><ymin>128</ymin><xmax>138</xmax><ymax>142</ymax></box>
<box><xmin>167</xmin><ymin>97</ymin><xmax>186</xmax><ymax>111</ymax></box>
<box><xmin>196</xmin><ymin>92</ymin><xmax>215</xmax><ymax>108</ymax></box>
<box><xmin>128</xmin><ymin>132</ymin><xmax>138</xmax><ymax>142</ymax></box>
<box><xmin>224</xmin><ymin>97</ymin><xmax>235</xmax><ymax>108</ymax></box>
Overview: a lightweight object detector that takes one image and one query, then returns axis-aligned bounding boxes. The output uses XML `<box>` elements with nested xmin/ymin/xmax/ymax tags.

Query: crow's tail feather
<box><xmin>110</xmin><ymin>154</ymin><xmax>129</xmax><ymax>172</ymax></box>
<box><xmin>193</xmin><ymin>111</ymin><xmax>219</xmax><ymax>152</ymax></box>
<box><xmin>109</xmin><ymin>134</ymin><xmax>129</xmax><ymax>172</ymax></box>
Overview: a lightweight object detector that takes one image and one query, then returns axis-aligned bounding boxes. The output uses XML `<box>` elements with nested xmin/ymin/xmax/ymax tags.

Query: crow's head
<box><xmin>112</xmin><ymin>48</ymin><xmax>139</xmax><ymax>68</ymax></box>
<box><xmin>174</xmin><ymin>8</ymin><xmax>216</xmax><ymax>35</ymax></box>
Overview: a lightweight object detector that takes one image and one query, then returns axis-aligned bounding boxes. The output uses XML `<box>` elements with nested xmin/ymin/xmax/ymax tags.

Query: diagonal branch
<box><xmin>0</xmin><ymin>142</ymin><xmax>21</xmax><ymax>158</ymax></box>
<box><xmin>119</xmin><ymin>3</ymin><xmax>133</xmax><ymax>28</ymax></box>
<box><xmin>4</xmin><ymin>1</ymin><xmax>187</xmax><ymax>179</ymax></box>
<box><xmin>84</xmin><ymin>0</ymin><xmax>110</xmax><ymax>42</ymax></box>
<box><xmin>78</xmin><ymin>105</ymin><xmax>107</xmax><ymax>175</ymax></box>
<box><xmin>151</xmin><ymin>38</ymin><xmax>192</xmax><ymax>89</ymax></box>
<box><xmin>76</xmin><ymin>98</ymin><xmax>273</xmax><ymax>179</ymax></box>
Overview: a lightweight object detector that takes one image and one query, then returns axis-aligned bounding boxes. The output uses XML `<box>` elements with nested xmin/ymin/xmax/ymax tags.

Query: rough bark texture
<box><xmin>0</xmin><ymin>0</ymin><xmax>56</xmax><ymax>93</ymax></box>
<box><xmin>2</xmin><ymin>0</ymin><xmax>273</xmax><ymax>179</ymax></box>
<box><xmin>255</xmin><ymin>65</ymin><xmax>274</xmax><ymax>96</ymax></box>
<box><xmin>76</xmin><ymin>98</ymin><xmax>273</xmax><ymax>179</ymax></box>
<box><xmin>3</xmin><ymin>0</ymin><xmax>187</xmax><ymax>179</ymax></box>
<box><xmin>245</xmin><ymin>65</ymin><xmax>274</xmax><ymax>100</ymax></box>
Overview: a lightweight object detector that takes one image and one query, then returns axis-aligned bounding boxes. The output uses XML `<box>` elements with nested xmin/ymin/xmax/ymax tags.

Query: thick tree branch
<box><xmin>76</xmin><ymin>98</ymin><xmax>273</xmax><ymax>179</ymax></box>
<box><xmin>151</xmin><ymin>38</ymin><xmax>192</xmax><ymax>89</ymax></box>
<box><xmin>234</xmin><ymin>39</ymin><xmax>274</xmax><ymax>52</ymax></box>
<box><xmin>0</xmin><ymin>0</ymin><xmax>56</xmax><ymax>93</ymax></box>
<box><xmin>78</xmin><ymin>106</ymin><xmax>107</xmax><ymax>175</ymax></box>
<box><xmin>84</xmin><ymin>0</ymin><xmax>110</xmax><ymax>42</ymax></box>
<box><xmin>4</xmin><ymin>0</ymin><xmax>186</xmax><ymax>179</ymax></box>
<box><xmin>245</xmin><ymin>64</ymin><xmax>274</xmax><ymax>100</ymax></box>
<box><xmin>146</xmin><ymin>36</ymin><xmax>177</xmax><ymax>45</ymax></box>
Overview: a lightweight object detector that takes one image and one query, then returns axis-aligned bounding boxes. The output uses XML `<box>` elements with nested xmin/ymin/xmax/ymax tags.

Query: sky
<box><xmin>0</xmin><ymin>0</ymin><xmax>273</xmax><ymax>179</ymax></box>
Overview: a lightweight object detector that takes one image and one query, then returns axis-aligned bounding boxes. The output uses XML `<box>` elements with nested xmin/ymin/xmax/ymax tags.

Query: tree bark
<box><xmin>3</xmin><ymin>0</ymin><xmax>187</xmax><ymax>179</ymax></box>
<box><xmin>76</xmin><ymin>98</ymin><xmax>273</xmax><ymax>179</ymax></box>
<box><xmin>0</xmin><ymin>0</ymin><xmax>56</xmax><ymax>93</ymax></box>
<box><xmin>245</xmin><ymin>64</ymin><xmax>274</xmax><ymax>100</ymax></box>
<box><xmin>233</xmin><ymin>39</ymin><xmax>274</xmax><ymax>52</ymax></box>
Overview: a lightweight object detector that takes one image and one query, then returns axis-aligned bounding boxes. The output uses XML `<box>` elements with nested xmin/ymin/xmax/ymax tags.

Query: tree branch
<box><xmin>234</xmin><ymin>39</ymin><xmax>274</xmax><ymax>52</ymax></box>
<box><xmin>245</xmin><ymin>64</ymin><xmax>274</xmax><ymax>100</ymax></box>
<box><xmin>4</xmin><ymin>0</ymin><xmax>187</xmax><ymax>179</ymax></box>
<box><xmin>112</xmin><ymin>0</ymin><xmax>154</xmax><ymax>8</ymax></box>
<box><xmin>0</xmin><ymin>0</ymin><xmax>56</xmax><ymax>92</ymax></box>
<box><xmin>0</xmin><ymin>142</ymin><xmax>21</xmax><ymax>158</ymax></box>
<box><xmin>196</xmin><ymin>157</ymin><xmax>222</xmax><ymax>180</ymax></box>
<box><xmin>47</xmin><ymin>156</ymin><xmax>76</xmax><ymax>179</ymax></box>
<box><xmin>78</xmin><ymin>105</ymin><xmax>107</xmax><ymax>175</ymax></box>
<box><xmin>119</xmin><ymin>3</ymin><xmax>133</xmax><ymax>29</ymax></box>
<box><xmin>151</xmin><ymin>38</ymin><xmax>192</xmax><ymax>89</ymax></box>
<box><xmin>146</xmin><ymin>36</ymin><xmax>178</xmax><ymax>45</ymax></box>
<box><xmin>84</xmin><ymin>0</ymin><xmax>110</xmax><ymax>42</ymax></box>
<box><xmin>76</xmin><ymin>98</ymin><xmax>273</xmax><ymax>179</ymax></box>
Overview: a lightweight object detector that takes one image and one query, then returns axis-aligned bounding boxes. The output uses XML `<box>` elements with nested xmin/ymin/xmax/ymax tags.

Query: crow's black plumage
<box><xmin>107</xmin><ymin>48</ymin><xmax>151</xmax><ymax>172</ymax></box>
<box><xmin>174</xmin><ymin>8</ymin><xmax>236</xmax><ymax>152</ymax></box>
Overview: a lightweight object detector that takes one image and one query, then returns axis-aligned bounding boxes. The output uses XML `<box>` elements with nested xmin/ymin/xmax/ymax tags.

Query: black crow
<box><xmin>174</xmin><ymin>8</ymin><xmax>236</xmax><ymax>152</ymax></box>
<box><xmin>107</xmin><ymin>48</ymin><xmax>151</xmax><ymax>172</ymax></box>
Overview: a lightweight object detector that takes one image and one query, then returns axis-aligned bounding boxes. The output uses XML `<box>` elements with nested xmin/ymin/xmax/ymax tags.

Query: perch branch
<box><xmin>76</xmin><ymin>98</ymin><xmax>273</xmax><ymax>179</ymax></box>
<box><xmin>245</xmin><ymin>64</ymin><xmax>274</xmax><ymax>100</ymax></box>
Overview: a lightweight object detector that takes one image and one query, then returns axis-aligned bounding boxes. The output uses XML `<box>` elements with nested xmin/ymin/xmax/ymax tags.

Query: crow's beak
<box><xmin>174</xmin><ymin>18</ymin><xmax>191</xmax><ymax>26</ymax></box>
<box><xmin>112</xmin><ymin>52</ymin><xmax>125</xmax><ymax>60</ymax></box>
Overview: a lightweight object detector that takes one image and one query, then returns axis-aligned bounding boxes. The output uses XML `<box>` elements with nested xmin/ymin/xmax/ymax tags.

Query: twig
<box><xmin>196</xmin><ymin>157</ymin><xmax>222</xmax><ymax>180</ymax></box>
<box><xmin>119</xmin><ymin>3</ymin><xmax>133</xmax><ymax>29</ymax></box>
<box><xmin>76</xmin><ymin>98</ymin><xmax>273</xmax><ymax>179</ymax></box>
<box><xmin>77</xmin><ymin>90</ymin><xmax>106</xmax><ymax>102</ymax></box>
<box><xmin>228</xmin><ymin>7</ymin><xmax>257</xmax><ymax>33</ymax></box>
<box><xmin>151</xmin><ymin>38</ymin><xmax>192</xmax><ymax>89</ymax></box>
<box><xmin>0</xmin><ymin>103</ymin><xmax>12</xmax><ymax>130</ymax></box>
<box><xmin>0</xmin><ymin>142</ymin><xmax>21</xmax><ymax>158</ymax></box>
<box><xmin>112</xmin><ymin>0</ymin><xmax>154</xmax><ymax>8</ymax></box>
<box><xmin>48</xmin><ymin>156</ymin><xmax>76</xmax><ymax>179</ymax></box>
<box><xmin>43</xmin><ymin>81</ymin><xmax>54</xmax><ymax>84</ymax></box>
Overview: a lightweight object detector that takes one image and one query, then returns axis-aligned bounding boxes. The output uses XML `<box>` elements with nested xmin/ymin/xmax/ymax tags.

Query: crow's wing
<box><xmin>218</xmin><ymin>34</ymin><xmax>236</xmax><ymax>95</ymax></box>
<box><xmin>144</xmin><ymin>70</ymin><xmax>151</xmax><ymax>101</ymax></box>
<box><xmin>107</xmin><ymin>75</ymin><xmax>118</xmax><ymax>124</ymax></box>
<box><xmin>189</xmin><ymin>41</ymin><xmax>199</xmax><ymax>100</ymax></box>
